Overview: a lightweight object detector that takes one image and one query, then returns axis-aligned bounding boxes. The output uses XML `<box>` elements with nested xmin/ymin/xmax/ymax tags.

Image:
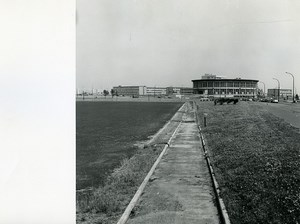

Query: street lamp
<box><xmin>273</xmin><ymin>78</ymin><xmax>280</xmax><ymax>101</ymax></box>
<box><xmin>259</xmin><ymin>81</ymin><xmax>266</xmax><ymax>98</ymax></box>
<box><xmin>285</xmin><ymin>72</ymin><xmax>295</xmax><ymax>103</ymax></box>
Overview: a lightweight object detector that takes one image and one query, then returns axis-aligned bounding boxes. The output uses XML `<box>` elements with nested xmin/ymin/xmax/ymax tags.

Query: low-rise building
<box><xmin>166</xmin><ymin>87</ymin><xmax>181</xmax><ymax>95</ymax></box>
<box><xmin>166</xmin><ymin>87</ymin><xmax>194</xmax><ymax>95</ymax></box>
<box><xmin>180</xmin><ymin>87</ymin><xmax>194</xmax><ymax>95</ymax></box>
<box><xmin>113</xmin><ymin>85</ymin><xmax>147</xmax><ymax>97</ymax></box>
<box><xmin>267</xmin><ymin>89</ymin><xmax>292</xmax><ymax>100</ymax></box>
<box><xmin>192</xmin><ymin>76</ymin><xmax>259</xmax><ymax>98</ymax></box>
<box><xmin>146</xmin><ymin>87</ymin><xmax>167</xmax><ymax>96</ymax></box>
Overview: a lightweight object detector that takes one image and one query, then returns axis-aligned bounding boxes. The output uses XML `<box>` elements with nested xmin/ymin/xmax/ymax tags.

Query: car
<box><xmin>271</xmin><ymin>99</ymin><xmax>279</xmax><ymax>103</ymax></box>
<box><xmin>260</xmin><ymin>98</ymin><xmax>268</xmax><ymax>102</ymax></box>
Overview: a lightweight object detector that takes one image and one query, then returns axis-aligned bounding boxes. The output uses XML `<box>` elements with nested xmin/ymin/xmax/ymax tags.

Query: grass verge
<box><xmin>76</xmin><ymin>144</ymin><xmax>165</xmax><ymax>224</ymax></box>
<box><xmin>196</xmin><ymin>101</ymin><xmax>300</xmax><ymax>224</ymax></box>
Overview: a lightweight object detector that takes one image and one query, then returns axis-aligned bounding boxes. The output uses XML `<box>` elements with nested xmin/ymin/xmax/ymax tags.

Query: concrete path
<box><xmin>127</xmin><ymin>105</ymin><xmax>219</xmax><ymax>224</ymax></box>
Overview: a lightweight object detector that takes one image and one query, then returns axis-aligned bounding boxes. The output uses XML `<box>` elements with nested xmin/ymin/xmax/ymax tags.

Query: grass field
<box><xmin>195</xmin><ymin>101</ymin><xmax>300</xmax><ymax>224</ymax></box>
<box><xmin>76</xmin><ymin>101</ymin><xmax>183</xmax><ymax>190</ymax></box>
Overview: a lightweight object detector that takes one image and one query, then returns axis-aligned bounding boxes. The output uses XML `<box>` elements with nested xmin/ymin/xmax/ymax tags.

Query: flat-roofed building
<box><xmin>267</xmin><ymin>89</ymin><xmax>292</xmax><ymax>100</ymax></box>
<box><xmin>180</xmin><ymin>87</ymin><xmax>194</xmax><ymax>95</ymax></box>
<box><xmin>192</xmin><ymin>76</ymin><xmax>259</xmax><ymax>98</ymax></box>
<box><xmin>166</xmin><ymin>87</ymin><xmax>194</xmax><ymax>95</ymax></box>
<box><xmin>146</xmin><ymin>87</ymin><xmax>167</xmax><ymax>96</ymax></box>
<box><xmin>113</xmin><ymin>85</ymin><xmax>146</xmax><ymax>97</ymax></box>
<box><xmin>166</xmin><ymin>87</ymin><xmax>181</xmax><ymax>95</ymax></box>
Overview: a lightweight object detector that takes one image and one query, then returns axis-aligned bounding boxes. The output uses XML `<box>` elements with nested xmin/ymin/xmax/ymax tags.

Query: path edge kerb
<box><xmin>117</xmin><ymin>103</ymin><xmax>186</xmax><ymax>224</ymax></box>
<box><xmin>193</xmin><ymin>101</ymin><xmax>231</xmax><ymax>224</ymax></box>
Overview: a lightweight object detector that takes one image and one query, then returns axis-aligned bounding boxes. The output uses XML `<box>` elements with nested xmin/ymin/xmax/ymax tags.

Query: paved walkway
<box><xmin>128</xmin><ymin>105</ymin><xmax>219</xmax><ymax>224</ymax></box>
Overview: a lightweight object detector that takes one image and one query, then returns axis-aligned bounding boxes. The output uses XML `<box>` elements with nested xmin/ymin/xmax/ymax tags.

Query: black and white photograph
<box><xmin>1</xmin><ymin>0</ymin><xmax>300</xmax><ymax>223</ymax></box>
<box><xmin>76</xmin><ymin>1</ymin><xmax>300</xmax><ymax>223</ymax></box>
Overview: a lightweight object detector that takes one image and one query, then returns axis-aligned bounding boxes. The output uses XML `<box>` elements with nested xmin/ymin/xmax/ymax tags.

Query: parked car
<box><xmin>260</xmin><ymin>98</ymin><xmax>268</xmax><ymax>102</ymax></box>
<box><xmin>271</xmin><ymin>99</ymin><xmax>279</xmax><ymax>103</ymax></box>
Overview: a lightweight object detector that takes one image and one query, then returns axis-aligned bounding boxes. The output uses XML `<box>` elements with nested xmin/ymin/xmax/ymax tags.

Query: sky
<box><xmin>77</xmin><ymin>0</ymin><xmax>300</xmax><ymax>93</ymax></box>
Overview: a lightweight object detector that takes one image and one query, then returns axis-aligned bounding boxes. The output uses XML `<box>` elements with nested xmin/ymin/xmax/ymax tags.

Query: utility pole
<box><xmin>273</xmin><ymin>78</ymin><xmax>280</xmax><ymax>102</ymax></box>
<box><xmin>259</xmin><ymin>81</ymin><xmax>266</xmax><ymax>98</ymax></box>
<box><xmin>285</xmin><ymin>72</ymin><xmax>295</xmax><ymax>103</ymax></box>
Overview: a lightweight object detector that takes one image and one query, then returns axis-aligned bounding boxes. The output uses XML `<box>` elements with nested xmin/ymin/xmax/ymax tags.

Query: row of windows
<box><xmin>202</xmin><ymin>89</ymin><xmax>256</xmax><ymax>95</ymax></box>
<box><xmin>194</xmin><ymin>81</ymin><xmax>257</xmax><ymax>88</ymax></box>
<box><xmin>113</xmin><ymin>88</ymin><xmax>140</xmax><ymax>95</ymax></box>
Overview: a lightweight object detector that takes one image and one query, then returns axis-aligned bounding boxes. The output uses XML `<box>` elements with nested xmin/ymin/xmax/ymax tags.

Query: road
<box><xmin>256</xmin><ymin>102</ymin><xmax>300</xmax><ymax>130</ymax></box>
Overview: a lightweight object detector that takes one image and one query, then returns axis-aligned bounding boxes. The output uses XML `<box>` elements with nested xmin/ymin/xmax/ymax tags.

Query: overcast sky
<box><xmin>77</xmin><ymin>0</ymin><xmax>300</xmax><ymax>93</ymax></box>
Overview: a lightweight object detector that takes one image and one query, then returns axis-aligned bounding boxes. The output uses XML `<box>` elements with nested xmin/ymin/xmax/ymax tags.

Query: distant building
<box><xmin>146</xmin><ymin>87</ymin><xmax>167</xmax><ymax>96</ymax></box>
<box><xmin>180</xmin><ymin>87</ymin><xmax>194</xmax><ymax>95</ymax></box>
<box><xmin>201</xmin><ymin>74</ymin><xmax>223</xmax><ymax>80</ymax></box>
<box><xmin>166</xmin><ymin>87</ymin><xmax>194</xmax><ymax>95</ymax></box>
<box><xmin>113</xmin><ymin>85</ymin><xmax>147</xmax><ymax>97</ymax></box>
<box><xmin>166</xmin><ymin>87</ymin><xmax>181</xmax><ymax>95</ymax></box>
<box><xmin>192</xmin><ymin>76</ymin><xmax>259</xmax><ymax>98</ymax></box>
<box><xmin>267</xmin><ymin>89</ymin><xmax>292</xmax><ymax>100</ymax></box>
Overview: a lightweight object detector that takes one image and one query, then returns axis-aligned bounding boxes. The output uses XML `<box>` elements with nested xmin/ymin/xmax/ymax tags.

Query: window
<box><xmin>214</xmin><ymin>82</ymin><xmax>220</xmax><ymax>87</ymax></box>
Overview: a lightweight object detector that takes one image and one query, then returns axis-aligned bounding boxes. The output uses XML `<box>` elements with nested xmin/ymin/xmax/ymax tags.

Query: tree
<box><xmin>103</xmin><ymin>90</ymin><xmax>109</xmax><ymax>98</ymax></box>
<box><xmin>110</xmin><ymin>89</ymin><xmax>115</xmax><ymax>98</ymax></box>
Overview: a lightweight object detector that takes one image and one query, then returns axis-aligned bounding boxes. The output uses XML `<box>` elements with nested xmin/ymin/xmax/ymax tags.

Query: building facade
<box><xmin>166</xmin><ymin>87</ymin><xmax>181</xmax><ymax>95</ymax></box>
<box><xmin>166</xmin><ymin>87</ymin><xmax>194</xmax><ymax>95</ymax></box>
<box><xmin>267</xmin><ymin>89</ymin><xmax>292</xmax><ymax>100</ymax></box>
<box><xmin>192</xmin><ymin>77</ymin><xmax>259</xmax><ymax>98</ymax></box>
<box><xmin>113</xmin><ymin>86</ymin><xmax>147</xmax><ymax>97</ymax></box>
<box><xmin>180</xmin><ymin>87</ymin><xmax>194</xmax><ymax>95</ymax></box>
<box><xmin>146</xmin><ymin>87</ymin><xmax>167</xmax><ymax>96</ymax></box>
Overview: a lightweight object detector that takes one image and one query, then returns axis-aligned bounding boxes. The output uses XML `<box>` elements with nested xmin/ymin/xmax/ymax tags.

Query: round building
<box><xmin>192</xmin><ymin>75</ymin><xmax>259</xmax><ymax>99</ymax></box>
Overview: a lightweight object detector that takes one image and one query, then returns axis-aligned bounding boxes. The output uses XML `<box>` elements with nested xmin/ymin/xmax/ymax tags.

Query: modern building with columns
<box><xmin>192</xmin><ymin>74</ymin><xmax>259</xmax><ymax>98</ymax></box>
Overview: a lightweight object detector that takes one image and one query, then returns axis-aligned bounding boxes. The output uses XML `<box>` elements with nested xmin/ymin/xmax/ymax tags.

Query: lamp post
<box><xmin>259</xmin><ymin>81</ymin><xmax>266</xmax><ymax>98</ymax></box>
<box><xmin>273</xmin><ymin>78</ymin><xmax>280</xmax><ymax>101</ymax></box>
<box><xmin>285</xmin><ymin>72</ymin><xmax>295</xmax><ymax>103</ymax></box>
